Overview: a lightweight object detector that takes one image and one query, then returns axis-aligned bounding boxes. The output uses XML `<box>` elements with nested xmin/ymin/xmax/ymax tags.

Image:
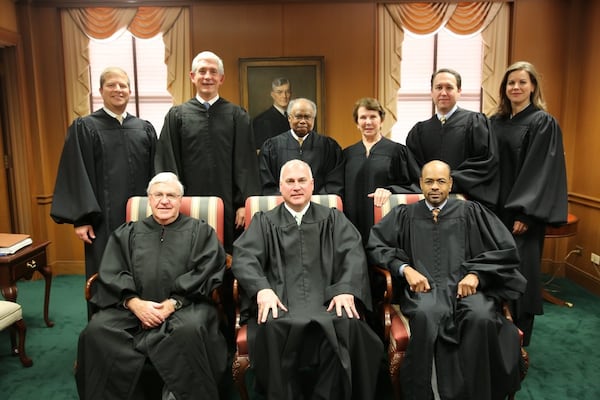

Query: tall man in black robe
<box><xmin>252</xmin><ymin>77</ymin><xmax>292</xmax><ymax>151</ymax></box>
<box><xmin>155</xmin><ymin>50</ymin><xmax>260</xmax><ymax>252</ymax></box>
<box><xmin>259</xmin><ymin>98</ymin><xmax>344</xmax><ymax>196</ymax></box>
<box><xmin>51</xmin><ymin>67</ymin><xmax>156</xmax><ymax>284</ymax></box>
<box><xmin>367</xmin><ymin>160</ymin><xmax>527</xmax><ymax>400</ymax></box>
<box><xmin>76</xmin><ymin>172</ymin><xmax>227</xmax><ymax>400</ymax></box>
<box><xmin>406</xmin><ymin>68</ymin><xmax>499</xmax><ymax>209</ymax></box>
<box><xmin>232</xmin><ymin>160</ymin><xmax>382</xmax><ymax>400</ymax></box>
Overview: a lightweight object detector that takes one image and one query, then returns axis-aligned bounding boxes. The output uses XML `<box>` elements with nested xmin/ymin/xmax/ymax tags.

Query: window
<box><xmin>89</xmin><ymin>29</ymin><xmax>172</xmax><ymax>134</ymax></box>
<box><xmin>392</xmin><ymin>28</ymin><xmax>483</xmax><ymax>144</ymax></box>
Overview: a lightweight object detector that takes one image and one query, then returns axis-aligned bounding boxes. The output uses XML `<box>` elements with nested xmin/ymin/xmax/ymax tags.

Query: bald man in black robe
<box><xmin>232</xmin><ymin>160</ymin><xmax>382</xmax><ymax>400</ymax></box>
<box><xmin>367</xmin><ymin>160</ymin><xmax>526</xmax><ymax>400</ymax></box>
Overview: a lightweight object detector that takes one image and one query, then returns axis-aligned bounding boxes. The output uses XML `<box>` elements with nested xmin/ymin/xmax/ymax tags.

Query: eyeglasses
<box><xmin>149</xmin><ymin>192</ymin><xmax>181</xmax><ymax>201</ymax></box>
<box><xmin>291</xmin><ymin>114</ymin><xmax>314</xmax><ymax>121</ymax></box>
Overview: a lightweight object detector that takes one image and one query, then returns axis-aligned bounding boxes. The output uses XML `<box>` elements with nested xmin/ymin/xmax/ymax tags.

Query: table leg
<box><xmin>542</xmin><ymin>288</ymin><xmax>573</xmax><ymax>308</ymax></box>
<box><xmin>37</xmin><ymin>264</ymin><xmax>54</xmax><ymax>327</ymax></box>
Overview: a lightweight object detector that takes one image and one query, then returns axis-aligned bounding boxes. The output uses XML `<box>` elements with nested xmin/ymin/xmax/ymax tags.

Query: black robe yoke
<box><xmin>232</xmin><ymin>203</ymin><xmax>382</xmax><ymax>400</ymax></box>
<box><xmin>367</xmin><ymin>199</ymin><xmax>526</xmax><ymax>400</ymax></box>
<box><xmin>343</xmin><ymin>137</ymin><xmax>420</xmax><ymax>244</ymax></box>
<box><xmin>76</xmin><ymin>215</ymin><xmax>227</xmax><ymax>400</ymax></box>
<box><xmin>155</xmin><ymin>97</ymin><xmax>260</xmax><ymax>250</ymax></box>
<box><xmin>50</xmin><ymin>110</ymin><xmax>156</xmax><ymax>278</ymax></box>
<box><xmin>406</xmin><ymin>108</ymin><xmax>499</xmax><ymax>209</ymax></box>
<box><xmin>259</xmin><ymin>130</ymin><xmax>344</xmax><ymax>196</ymax></box>
<box><xmin>252</xmin><ymin>105</ymin><xmax>290</xmax><ymax>150</ymax></box>
<box><xmin>491</xmin><ymin>104</ymin><xmax>568</xmax><ymax>321</ymax></box>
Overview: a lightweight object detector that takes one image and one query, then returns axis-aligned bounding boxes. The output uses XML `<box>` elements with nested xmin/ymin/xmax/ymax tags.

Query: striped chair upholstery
<box><xmin>371</xmin><ymin>193</ymin><xmax>526</xmax><ymax>400</ymax></box>
<box><xmin>125</xmin><ymin>196</ymin><xmax>225</xmax><ymax>244</ymax></box>
<box><xmin>233</xmin><ymin>194</ymin><xmax>343</xmax><ymax>400</ymax></box>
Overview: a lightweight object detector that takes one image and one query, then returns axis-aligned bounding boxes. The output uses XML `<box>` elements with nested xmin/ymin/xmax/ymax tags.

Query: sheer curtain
<box><xmin>61</xmin><ymin>7</ymin><xmax>190</xmax><ymax>121</ymax></box>
<box><xmin>378</xmin><ymin>1</ymin><xmax>510</xmax><ymax>136</ymax></box>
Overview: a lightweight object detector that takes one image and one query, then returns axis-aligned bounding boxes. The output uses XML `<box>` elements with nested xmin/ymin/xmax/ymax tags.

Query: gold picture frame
<box><xmin>239</xmin><ymin>56</ymin><xmax>325</xmax><ymax>131</ymax></box>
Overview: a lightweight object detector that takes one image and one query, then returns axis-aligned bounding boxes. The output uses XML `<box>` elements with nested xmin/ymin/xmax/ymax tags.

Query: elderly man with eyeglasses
<box><xmin>258</xmin><ymin>97</ymin><xmax>345</xmax><ymax>196</ymax></box>
<box><xmin>75</xmin><ymin>172</ymin><xmax>228</xmax><ymax>400</ymax></box>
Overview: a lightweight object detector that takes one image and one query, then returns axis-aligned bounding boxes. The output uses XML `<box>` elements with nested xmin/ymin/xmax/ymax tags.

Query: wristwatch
<box><xmin>169</xmin><ymin>298</ymin><xmax>182</xmax><ymax>311</ymax></box>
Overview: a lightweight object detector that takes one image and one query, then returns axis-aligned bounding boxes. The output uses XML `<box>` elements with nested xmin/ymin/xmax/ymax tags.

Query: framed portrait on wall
<box><xmin>239</xmin><ymin>56</ymin><xmax>325</xmax><ymax>130</ymax></box>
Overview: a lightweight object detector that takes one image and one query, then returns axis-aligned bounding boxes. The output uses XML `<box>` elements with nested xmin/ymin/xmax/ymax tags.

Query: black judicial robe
<box><xmin>406</xmin><ymin>108</ymin><xmax>499</xmax><ymax>209</ymax></box>
<box><xmin>252</xmin><ymin>105</ymin><xmax>290</xmax><ymax>150</ymax></box>
<box><xmin>50</xmin><ymin>110</ymin><xmax>156</xmax><ymax>279</ymax></box>
<box><xmin>259</xmin><ymin>130</ymin><xmax>344</xmax><ymax>196</ymax></box>
<box><xmin>491</xmin><ymin>104</ymin><xmax>568</xmax><ymax>329</ymax></box>
<box><xmin>367</xmin><ymin>199</ymin><xmax>527</xmax><ymax>400</ymax></box>
<box><xmin>155</xmin><ymin>97</ymin><xmax>261</xmax><ymax>250</ymax></box>
<box><xmin>343</xmin><ymin>137</ymin><xmax>420</xmax><ymax>244</ymax></box>
<box><xmin>232</xmin><ymin>203</ymin><xmax>382</xmax><ymax>400</ymax></box>
<box><xmin>76</xmin><ymin>214</ymin><xmax>227</xmax><ymax>400</ymax></box>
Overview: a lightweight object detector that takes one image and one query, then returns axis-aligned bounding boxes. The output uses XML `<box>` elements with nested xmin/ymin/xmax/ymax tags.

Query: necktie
<box><xmin>295</xmin><ymin>213</ymin><xmax>302</xmax><ymax>226</ymax></box>
<box><xmin>116</xmin><ymin>115</ymin><xmax>123</xmax><ymax>124</ymax></box>
<box><xmin>432</xmin><ymin>207</ymin><xmax>440</xmax><ymax>223</ymax></box>
<box><xmin>203</xmin><ymin>102</ymin><xmax>210</xmax><ymax>110</ymax></box>
<box><xmin>440</xmin><ymin>116</ymin><xmax>446</xmax><ymax>125</ymax></box>
<box><xmin>297</xmin><ymin>137</ymin><xmax>304</xmax><ymax>147</ymax></box>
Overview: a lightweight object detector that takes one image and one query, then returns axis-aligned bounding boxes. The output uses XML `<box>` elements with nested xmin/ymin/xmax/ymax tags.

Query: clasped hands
<box><xmin>404</xmin><ymin>266</ymin><xmax>479</xmax><ymax>298</ymax></box>
<box><xmin>255</xmin><ymin>288</ymin><xmax>360</xmax><ymax>324</ymax></box>
<box><xmin>126</xmin><ymin>297</ymin><xmax>177</xmax><ymax>329</ymax></box>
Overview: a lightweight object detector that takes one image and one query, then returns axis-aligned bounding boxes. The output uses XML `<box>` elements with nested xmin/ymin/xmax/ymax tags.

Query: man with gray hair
<box><xmin>156</xmin><ymin>50</ymin><xmax>260</xmax><ymax>252</ymax></box>
<box><xmin>252</xmin><ymin>77</ymin><xmax>293</xmax><ymax>151</ymax></box>
<box><xmin>76</xmin><ymin>172</ymin><xmax>228</xmax><ymax>400</ymax></box>
<box><xmin>259</xmin><ymin>97</ymin><xmax>344</xmax><ymax>196</ymax></box>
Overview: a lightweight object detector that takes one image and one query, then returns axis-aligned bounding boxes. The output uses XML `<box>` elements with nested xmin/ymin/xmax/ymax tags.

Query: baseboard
<box><xmin>566</xmin><ymin>265</ymin><xmax>600</xmax><ymax>296</ymax></box>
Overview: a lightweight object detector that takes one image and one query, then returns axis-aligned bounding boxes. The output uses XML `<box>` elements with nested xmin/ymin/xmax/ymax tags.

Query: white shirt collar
<box><xmin>290</xmin><ymin>130</ymin><xmax>310</xmax><ymax>141</ymax></box>
<box><xmin>103</xmin><ymin>107</ymin><xmax>127</xmax><ymax>122</ymax></box>
<box><xmin>284</xmin><ymin>202</ymin><xmax>310</xmax><ymax>223</ymax></box>
<box><xmin>196</xmin><ymin>95</ymin><xmax>219</xmax><ymax>106</ymax></box>
<box><xmin>424</xmin><ymin>199</ymin><xmax>448</xmax><ymax>211</ymax></box>
<box><xmin>437</xmin><ymin>105</ymin><xmax>458</xmax><ymax>121</ymax></box>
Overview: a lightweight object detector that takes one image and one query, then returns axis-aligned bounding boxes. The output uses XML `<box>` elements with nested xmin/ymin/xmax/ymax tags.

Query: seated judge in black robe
<box><xmin>343</xmin><ymin>97</ymin><xmax>420</xmax><ymax>244</ymax></box>
<box><xmin>155</xmin><ymin>51</ymin><xmax>260</xmax><ymax>252</ymax></box>
<box><xmin>491</xmin><ymin>61</ymin><xmax>568</xmax><ymax>346</ymax></box>
<box><xmin>252</xmin><ymin>77</ymin><xmax>293</xmax><ymax>151</ymax></box>
<box><xmin>406</xmin><ymin>68</ymin><xmax>499</xmax><ymax>209</ymax></box>
<box><xmin>232</xmin><ymin>160</ymin><xmax>382</xmax><ymax>400</ymax></box>
<box><xmin>259</xmin><ymin>98</ymin><xmax>344</xmax><ymax>196</ymax></box>
<box><xmin>75</xmin><ymin>172</ymin><xmax>227</xmax><ymax>400</ymax></box>
<box><xmin>367</xmin><ymin>160</ymin><xmax>527</xmax><ymax>400</ymax></box>
<box><xmin>51</xmin><ymin>67</ymin><xmax>156</xmax><ymax>282</ymax></box>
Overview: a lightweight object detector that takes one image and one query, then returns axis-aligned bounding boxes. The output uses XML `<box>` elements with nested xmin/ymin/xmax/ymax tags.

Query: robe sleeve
<box><xmin>232</xmin><ymin>106</ymin><xmax>261</xmax><ymax>208</ymax></box>
<box><xmin>387</xmin><ymin>144</ymin><xmax>421</xmax><ymax>193</ymax></box>
<box><xmin>451</xmin><ymin>112</ymin><xmax>499</xmax><ymax>208</ymax></box>
<box><xmin>463</xmin><ymin>202</ymin><xmax>527</xmax><ymax>301</ymax></box>
<box><xmin>50</xmin><ymin>118</ymin><xmax>102</xmax><ymax>226</ymax></box>
<box><xmin>366</xmin><ymin>205</ymin><xmax>412</xmax><ymax>281</ymax></box>
<box><xmin>258</xmin><ymin>140</ymin><xmax>281</xmax><ymax>195</ymax></box>
<box><xmin>318</xmin><ymin>139</ymin><xmax>345</xmax><ymax>196</ymax></box>
<box><xmin>503</xmin><ymin>113</ymin><xmax>568</xmax><ymax>225</ymax></box>
<box><xmin>155</xmin><ymin>106</ymin><xmax>183</xmax><ymax>176</ymax></box>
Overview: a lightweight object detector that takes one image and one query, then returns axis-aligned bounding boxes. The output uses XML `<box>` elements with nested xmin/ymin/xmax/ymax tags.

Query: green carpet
<box><xmin>1</xmin><ymin>275</ymin><xmax>599</xmax><ymax>399</ymax></box>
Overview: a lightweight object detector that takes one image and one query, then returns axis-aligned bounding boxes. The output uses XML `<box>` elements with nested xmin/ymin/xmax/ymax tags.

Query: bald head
<box><xmin>420</xmin><ymin>160</ymin><xmax>453</xmax><ymax>206</ymax></box>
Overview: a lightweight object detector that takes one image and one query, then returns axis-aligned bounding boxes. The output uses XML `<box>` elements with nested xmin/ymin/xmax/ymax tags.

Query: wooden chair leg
<box><xmin>11</xmin><ymin>319</ymin><xmax>32</xmax><ymax>367</ymax></box>
<box><xmin>389</xmin><ymin>349</ymin><xmax>405</xmax><ymax>400</ymax></box>
<box><xmin>232</xmin><ymin>354</ymin><xmax>250</xmax><ymax>400</ymax></box>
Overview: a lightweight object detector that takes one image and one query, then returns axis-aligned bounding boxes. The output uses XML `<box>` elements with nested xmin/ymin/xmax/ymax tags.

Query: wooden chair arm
<box><xmin>371</xmin><ymin>265</ymin><xmax>393</xmax><ymax>341</ymax></box>
<box><xmin>233</xmin><ymin>278</ymin><xmax>242</xmax><ymax>334</ymax></box>
<box><xmin>85</xmin><ymin>273</ymin><xmax>98</xmax><ymax>301</ymax></box>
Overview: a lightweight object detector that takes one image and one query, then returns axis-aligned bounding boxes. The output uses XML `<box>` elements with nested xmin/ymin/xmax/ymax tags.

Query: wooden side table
<box><xmin>0</xmin><ymin>241</ymin><xmax>53</xmax><ymax>327</ymax></box>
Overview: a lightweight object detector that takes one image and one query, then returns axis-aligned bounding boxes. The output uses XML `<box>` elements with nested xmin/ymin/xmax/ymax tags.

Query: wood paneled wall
<box><xmin>2</xmin><ymin>0</ymin><xmax>600</xmax><ymax>295</ymax></box>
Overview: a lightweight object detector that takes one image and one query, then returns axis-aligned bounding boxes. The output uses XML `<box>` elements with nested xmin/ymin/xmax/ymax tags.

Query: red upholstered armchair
<box><xmin>370</xmin><ymin>193</ymin><xmax>528</xmax><ymax>400</ymax></box>
<box><xmin>231</xmin><ymin>194</ymin><xmax>343</xmax><ymax>400</ymax></box>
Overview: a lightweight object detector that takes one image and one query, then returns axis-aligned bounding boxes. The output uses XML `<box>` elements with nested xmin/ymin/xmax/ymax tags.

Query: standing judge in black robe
<box><xmin>491</xmin><ymin>61</ymin><xmax>568</xmax><ymax>346</ymax></box>
<box><xmin>155</xmin><ymin>51</ymin><xmax>260</xmax><ymax>252</ymax></box>
<box><xmin>51</xmin><ymin>67</ymin><xmax>156</xmax><ymax>283</ymax></box>
<box><xmin>259</xmin><ymin>98</ymin><xmax>344</xmax><ymax>196</ymax></box>
<box><xmin>343</xmin><ymin>97</ymin><xmax>419</xmax><ymax>244</ymax></box>
<box><xmin>367</xmin><ymin>160</ymin><xmax>527</xmax><ymax>400</ymax></box>
<box><xmin>232</xmin><ymin>160</ymin><xmax>382</xmax><ymax>400</ymax></box>
<box><xmin>75</xmin><ymin>172</ymin><xmax>227</xmax><ymax>400</ymax></box>
<box><xmin>252</xmin><ymin>77</ymin><xmax>292</xmax><ymax>151</ymax></box>
<box><xmin>406</xmin><ymin>68</ymin><xmax>499</xmax><ymax>209</ymax></box>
